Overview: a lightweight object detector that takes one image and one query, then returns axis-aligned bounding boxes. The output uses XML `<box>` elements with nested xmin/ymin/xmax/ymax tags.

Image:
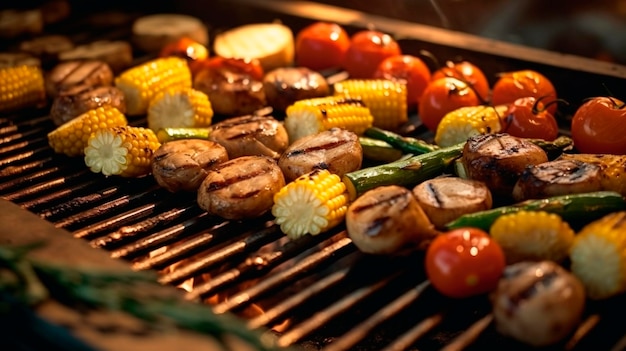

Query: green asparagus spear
<box><xmin>364</xmin><ymin>127</ymin><xmax>440</xmax><ymax>154</ymax></box>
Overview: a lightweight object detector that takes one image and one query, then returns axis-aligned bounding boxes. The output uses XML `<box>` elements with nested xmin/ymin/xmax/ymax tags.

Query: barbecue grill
<box><xmin>2</xmin><ymin>1</ymin><xmax>626</xmax><ymax>350</ymax></box>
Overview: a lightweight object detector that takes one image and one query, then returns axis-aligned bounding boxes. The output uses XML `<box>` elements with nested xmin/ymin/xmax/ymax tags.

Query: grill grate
<box><xmin>3</xmin><ymin>4</ymin><xmax>626</xmax><ymax>351</ymax></box>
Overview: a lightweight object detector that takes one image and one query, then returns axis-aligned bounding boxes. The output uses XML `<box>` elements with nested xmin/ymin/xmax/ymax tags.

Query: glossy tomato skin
<box><xmin>425</xmin><ymin>228</ymin><xmax>506</xmax><ymax>299</ymax></box>
<box><xmin>295</xmin><ymin>22</ymin><xmax>350</xmax><ymax>71</ymax></box>
<box><xmin>189</xmin><ymin>56</ymin><xmax>264</xmax><ymax>80</ymax></box>
<box><xmin>431</xmin><ymin>60</ymin><xmax>490</xmax><ymax>103</ymax></box>
<box><xmin>374</xmin><ymin>55</ymin><xmax>432</xmax><ymax>109</ymax></box>
<box><xmin>501</xmin><ymin>96</ymin><xmax>559</xmax><ymax>141</ymax></box>
<box><xmin>571</xmin><ymin>96</ymin><xmax>626</xmax><ymax>154</ymax></box>
<box><xmin>343</xmin><ymin>30</ymin><xmax>401</xmax><ymax>79</ymax></box>
<box><xmin>418</xmin><ymin>77</ymin><xmax>480</xmax><ymax>132</ymax></box>
<box><xmin>160</xmin><ymin>37</ymin><xmax>209</xmax><ymax>62</ymax></box>
<box><xmin>491</xmin><ymin>70</ymin><xmax>557</xmax><ymax>114</ymax></box>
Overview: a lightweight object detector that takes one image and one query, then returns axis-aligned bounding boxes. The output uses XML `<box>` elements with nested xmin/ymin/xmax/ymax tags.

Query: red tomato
<box><xmin>571</xmin><ymin>96</ymin><xmax>626</xmax><ymax>154</ymax></box>
<box><xmin>343</xmin><ymin>30</ymin><xmax>401</xmax><ymax>79</ymax></box>
<box><xmin>374</xmin><ymin>55</ymin><xmax>432</xmax><ymax>109</ymax></box>
<box><xmin>190</xmin><ymin>56</ymin><xmax>264</xmax><ymax>80</ymax></box>
<box><xmin>295</xmin><ymin>22</ymin><xmax>350</xmax><ymax>71</ymax></box>
<box><xmin>418</xmin><ymin>77</ymin><xmax>481</xmax><ymax>132</ymax></box>
<box><xmin>500</xmin><ymin>96</ymin><xmax>559</xmax><ymax>141</ymax></box>
<box><xmin>491</xmin><ymin>70</ymin><xmax>557</xmax><ymax>114</ymax></box>
<box><xmin>425</xmin><ymin>228</ymin><xmax>506</xmax><ymax>299</ymax></box>
<box><xmin>160</xmin><ymin>37</ymin><xmax>209</xmax><ymax>62</ymax></box>
<box><xmin>431</xmin><ymin>60</ymin><xmax>490</xmax><ymax>103</ymax></box>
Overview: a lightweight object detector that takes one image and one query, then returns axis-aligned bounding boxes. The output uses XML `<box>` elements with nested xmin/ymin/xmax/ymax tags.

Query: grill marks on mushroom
<box><xmin>45</xmin><ymin>59</ymin><xmax>113</xmax><ymax>98</ymax></box>
<box><xmin>50</xmin><ymin>84</ymin><xmax>126</xmax><ymax>126</ymax></box>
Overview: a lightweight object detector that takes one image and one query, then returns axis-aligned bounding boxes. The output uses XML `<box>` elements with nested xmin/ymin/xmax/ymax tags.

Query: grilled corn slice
<box><xmin>570</xmin><ymin>211</ymin><xmax>626</xmax><ymax>300</ymax></box>
<box><xmin>284</xmin><ymin>96</ymin><xmax>373</xmax><ymax>142</ymax></box>
<box><xmin>0</xmin><ymin>64</ymin><xmax>45</xmax><ymax>113</ymax></box>
<box><xmin>272</xmin><ymin>169</ymin><xmax>349</xmax><ymax>239</ymax></box>
<box><xmin>115</xmin><ymin>56</ymin><xmax>191</xmax><ymax>116</ymax></box>
<box><xmin>434</xmin><ymin>105</ymin><xmax>507</xmax><ymax>147</ymax></box>
<box><xmin>557</xmin><ymin>153</ymin><xmax>626</xmax><ymax>197</ymax></box>
<box><xmin>84</xmin><ymin>125</ymin><xmax>161</xmax><ymax>177</ymax></box>
<box><xmin>47</xmin><ymin>106</ymin><xmax>128</xmax><ymax>157</ymax></box>
<box><xmin>147</xmin><ymin>88</ymin><xmax>213</xmax><ymax>132</ymax></box>
<box><xmin>489</xmin><ymin>210</ymin><xmax>575</xmax><ymax>264</ymax></box>
<box><xmin>333</xmin><ymin>79</ymin><xmax>407</xmax><ymax>130</ymax></box>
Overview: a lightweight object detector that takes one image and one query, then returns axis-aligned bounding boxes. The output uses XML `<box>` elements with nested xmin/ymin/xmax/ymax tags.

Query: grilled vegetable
<box><xmin>84</xmin><ymin>125</ymin><xmax>161</xmax><ymax>177</ymax></box>
<box><xmin>284</xmin><ymin>96</ymin><xmax>374</xmax><ymax>142</ymax></box>
<box><xmin>446</xmin><ymin>191</ymin><xmax>626</xmax><ymax>231</ymax></box>
<box><xmin>333</xmin><ymin>79</ymin><xmax>407</xmax><ymax>130</ymax></box>
<box><xmin>359</xmin><ymin>137</ymin><xmax>403</xmax><ymax>163</ymax></box>
<box><xmin>272</xmin><ymin>169</ymin><xmax>349</xmax><ymax>239</ymax></box>
<box><xmin>147</xmin><ymin>88</ymin><xmax>213</xmax><ymax>132</ymax></box>
<box><xmin>342</xmin><ymin>142</ymin><xmax>464</xmax><ymax>200</ymax></box>
<box><xmin>558</xmin><ymin>153</ymin><xmax>626</xmax><ymax>197</ymax></box>
<box><xmin>48</xmin><ymin>105</ymin><xmax>128</xmax><ymax>157</ymax></box>
<box><xmin>434</xmin><ymin>105</ymin><xmax>507</xmax><ymax>147</ymax></box>
<box><xmin>156</xmin><ymin>127</ymin><xmax>211</xmax><ymax>143</ymax></box>
<box><xmin>364</xmin><ymin>127</ymin><xmax>439</xmax><ymax>154</ymax></box>
<box><xmin>115</xmin><ymin>56</ymin><xmax>191</xmax><ymax>115</ymax></box>
<box><xmin>0</xmin><ymin>64</ymin><xmax>45</xmax><ymax>113</ymax></box>
<box><xmin>462</xmin><ymin>133</ymin><xmax>548</xmax><ymax>196</ymax></box>
<box><xmin>346</xmin><ymin>185</ymin><xmax>438</xmax><ymax>255</ymax></box>
<box><xmin>50</xmin><ymin>84</ymin><xmax>126</xmax><ymax>126</ymax></box>
<box><xmin>570</xmin><ymin>211</ymin><xmax>626</xmax><ymax>300</ymax></box>
<box><xmin>412</xmin><ymin>177</ymin><xmax>492</xmax><ymax>230</ymax></box>
<box><xmin>489</xmin><ymin>211</ymin><xmax>575</xmax><ymax>264</ymax></box>
<box><xmin>45</xmin><ymin>60</ymin><xmax>113</xmax><ymax>98</ymax></box>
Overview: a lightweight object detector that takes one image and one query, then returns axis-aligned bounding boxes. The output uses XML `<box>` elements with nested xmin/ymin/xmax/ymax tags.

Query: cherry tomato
<box><xmin>343</xmin><ymin>30</ymin><xmax>401</xmax><ymax>79</ymax></box>
<box><xmin>190</xmin><ymin>56</ymin><xmax>264</xmax><ymax>80</ymax></box>
<box><xmin>374</xmin><ymin>54</ymin><xmax>432</xmax><ymax>109</ymax></box>
<box><xmin>491</xmin><ymin>70</ymin><xmax>557</xmax><ymax>114</ymax></box>
<box><xmin>431</xmin><ymin>60</ymin><xmax>490</xmax><ymax>103</ymax></box>
<box><xmin>159</xmin><ymin>37</ymin><xmax>209</xmax><ymax>62</ymax></box>
<box><xmin>418</xmin><ymin>77</ymin><xmax>481</xmax><ymax>132</ymax></box>
<box><xmin>295</xmin><ymin>21</ymin><xmax>350</xmax><ymax>71</ymax></box>
<box><xmin>425</xmin><ymin>227</ymin><xmax>506</xmax><ymax>299</ymax></box>
<box><xmin>500</xmin><ymin>96</ymin><xmax>559</xmax><ymax>141</ymax></box>
<box><xmin>571</xmin><ymin>96</ymin><xmax>626</xmax><ymax>154</ymax></box>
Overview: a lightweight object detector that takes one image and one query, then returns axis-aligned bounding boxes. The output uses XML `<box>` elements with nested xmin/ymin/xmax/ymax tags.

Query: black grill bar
<box><xmin>380</xmin><ymin>313</ymin><xmax>444</xmax><ymax>351</ymax></box>
<box><xmin>21</xmin><ymin>178</ymin><xmax>105</xmax><ymax>212</ymax></box>
<box><xmin>2</xmin><ymin>167</ymin><xmax>91</xmax><ymax>202</ymax></box>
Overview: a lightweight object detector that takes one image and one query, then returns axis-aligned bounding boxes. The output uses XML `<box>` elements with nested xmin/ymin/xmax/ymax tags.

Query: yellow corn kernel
<box><xmin>84</xmin><ymin>125</ymin><xmax>161</xmax><ymax>177</ymax></box>
<box><xmin>333</xmin><ymin>79</ymin><xmax>407</xmax><ymax>131</ymax></box>
<box><xmin>434</xmin><ymin>105</ymin><xmax>507</xmax><ymax>147</ymax></box>
<box><xmin>557</xmin><ymin>153</ymin><xmax>626</xmax><ymax>197</ymax></box>
<box><xmin>147</xmin><ymin>88</ymin><xmax>213</xmax><ymax>132</ymax></box>
<box><xmin>115</xmin><ymin>57</ymin><xmax>191</xmax><ymax>116</ymax></box>
<box><xmin>570</xmin><ymin>211</ymin><xmax>626</xmax><ymax>300</ymax></box>
<box><xmin>284</xmin><ymin>96</ymin><xmax>373</xmax><ymax>142</ymax></box>
<box><xmin>489</xmin><ymin>210</ymin><xmax>575</xmax><ymax>264</ymax></box>
<box><xmin>47</xmin><ymin>106</ymin><xmax>128</xmax><ymax>157</ymax></box>
<box><xmin>0</xmin><ymin>64</ymin><xmax>45</xmax><ymax>113</ymax></box>
<box><xmin>272</xmin><ymin>169</ymin><xmax>349</xmax><ymax>239</ymax></box>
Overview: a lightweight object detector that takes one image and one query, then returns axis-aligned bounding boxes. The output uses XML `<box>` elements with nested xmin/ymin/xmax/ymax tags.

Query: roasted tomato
<box><xmin>190</xmin><ymin>56</ymin><xmax>264</xmax><ymax>80</ymax></box>
<box><xmin>431</xmin><ymin>60</ymin><xmax>490</xmax><ymax>103</ymax></box>
<box><xmin>373</xmin><ymin>54</ymin><xmax>432</xmax><ymax>109</ymax></box>
<box><xmin>491</xmin><ymin>70</ymin><xmax>557</xmax><ymax>114</ymax></box>
<box><xmin>159</xmin><ymin>37</ymin><xmax>209</xmax><ymax>62</ymax></box>
<box><xmin>425</xmin><ymin>227</ymin><xmax>506</xmax><ymax>299</ymax></box>
<box><xmin>418</xmin><ymin>77</ymin><xmax>481</xmax><ymax>132</ymax></box>
<box><xmin>500</xmin><ymin>96</ymin><xmax>559</xmax><ymax>141</ymax></box>
<box><xmin>295</xmin><ymin>21</ymin><xmax>350</xmax><ymax>71</ymax></box>
<box><xmin>571</xmin><ymin>96</ymin><xmax>626</xmax><ymax>154</ymax></box>
<box><xmin>343</xmin><ymin>29</ymin><xmax>401</xmax><ymax>79</ymax></box>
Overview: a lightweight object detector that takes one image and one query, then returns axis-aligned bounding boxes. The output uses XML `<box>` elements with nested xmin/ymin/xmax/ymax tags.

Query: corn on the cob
<box><xmin>570</xmin><ymin>211</ymin><xmax>626</xmax><ymax>300</ymax></box>
<box><xmin>0</xmin><ymin>64</ymin><xmax>45</xmax><ymax>113</ymax></box>
<box><xmin>557</xmin><ymin>153</ymin><xmax>626</xmax><ymax>197</ymax></box>
<box><xmin>47</xmin><ymin>106</ymin><xmax>128</xmax><ymax>157</ymax></box>
<box><xmin>333</xmin><ymin>79</ymin><xmax>407</xmax><ymax>131</ymax></box>
<box><xmin>489</xmin><ymin>210</ymin><xmax>575</xmax><ymax>264</ymax></box>
<box><xmin>147</xmin><ymin>88</ymin><xmax>213</xmax><ymax>132</ymax></box>
<box><xmin>115</xmin><ymin>56</ymin><xmax>191</xmax><ymax>116</ymax></box>
<box><xmin>84</xmin><ymin>125</ymin><xmax>161</xmax><ymax>177</ymax></box>
<box><xmin>272</xmin><ymin>169</ymin><xmax>349</xmax><ymax>239</ymax></box>
<box><xmin>434</xmin><ymin>105</ymin><xmax>508</xmax><ymax>147</ymax></box>
<box><xmin>284</xmin><ymin>96</ymin><xmax>373</xmax><ymax>142</ymax></box>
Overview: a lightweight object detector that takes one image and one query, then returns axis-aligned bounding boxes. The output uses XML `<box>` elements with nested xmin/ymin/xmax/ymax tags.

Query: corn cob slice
<box><xmin>489</xmin><ymin>210</ymin><xmax>575</xmax><ymax>264</ymax></box>
<box><xmin>147</xmin><ymin>88</ymin><xmax>213</xmax><ymax>132</ymax></box>
<box><xmin>557</xmin><ymin>153</ymin><xmax>626</xmax><ymax>197</ymax></box>
<box><xmin>570</xmin><ymin>211</ymin><xmax>626</xmax><ymax>300</ymax></box>
<box><xmin>284</xmin><ymin>96</ymin><xmax>373</xmax><ymax>142</ymax></box>
<box><xmin>115</xmin><ymin>56</ymin><xmax>191</xmax><ymax>116</ymax></box>
<box><xmin>272</xmin><ymin>169</ymin><xmax>349</xmax><ymax>239</ymax></box>
<box><xmin>47</xmin><ymin>106</ymin><xmax>128</xmax><ymax>157</ymax></box>
<box><xmin>434</xmin><ymin>105</ymin><xmax>508</xmax><ymax>147</ymax></box>
<box><xmin>0</xmin><ymin>64</ymin><xmax>45</xmax><ymax>113</ymax></box>
<box><xmin>333</xmin><ymin>79</ymin><xmax>407</xmax><ymax>131</ymax></box>
<box><xmin>84</xmin><ymin>125</ymin><xmax>161</xmax><ymax>177</ymax></box>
